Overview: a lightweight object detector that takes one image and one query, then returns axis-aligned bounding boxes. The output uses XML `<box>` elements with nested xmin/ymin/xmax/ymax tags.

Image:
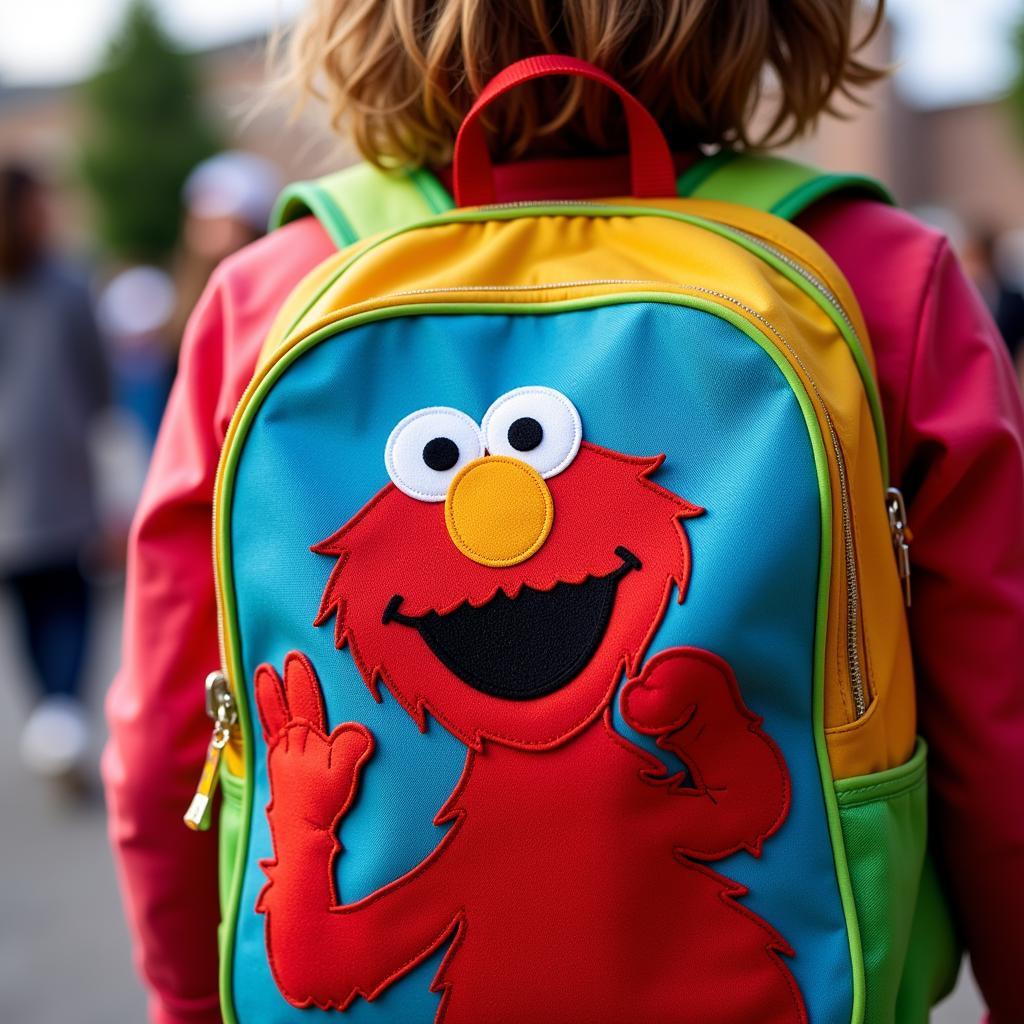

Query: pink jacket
<box><xmin>104</xmin><ymin>160</ymin><xmax>1024</xmax><ymax>1024</ymax></box>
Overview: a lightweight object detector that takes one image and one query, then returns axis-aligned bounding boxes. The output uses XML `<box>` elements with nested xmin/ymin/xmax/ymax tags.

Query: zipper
<box><xmin>886</xmin><ymin>486</ymin><xmax>912</xmax><ymax>608</ymax></box>
<box><xmin>480</xmin><ymin>199</ymin><xmax>605</xmax><ymax>210</ymax></box>
<box><xmin>675</xmin><ymin>283</ymin><xmax>872</xmax><ymax>719</ymax></box>
<box><xmin>235</xmin><ymin>279</ymin><xmax>872</xmax><ymax>719</ymax></box>
<box><xmin>381</xmin><ymin>278</ymin><xmax>676</xmax><ymax>299</ymax></box>
<box><xmin>725</xmin><ymin>226</ymin><xmax>858</xmax><ymax>337</ymax></box>
<box><xmin>830</xmin><ymin>416</ymin><xmax>868</xmax><ymax>717</ymax></box>
<box><xmin>328</xmin><ymin>276</ymin><xmax>872</xmax><ymax>716</ymax></box>
<box><xmin>477</xmin><ymin>202</ymin><xmax>865</xmax><ymax>349</ymax></box>
<box><xmin>184</xmin><ymin>670</ymin><xmax>237</xmax><ymax>831</ymax></box>
<box><xmin>211</xmin><ymin>217</ymin><xmax>888</xmax><ymax>741</ymax></box>
<box><xmin>213</xmin><ymin>512</ymin><xmax>228</xmax><ymax>672</ymax></box>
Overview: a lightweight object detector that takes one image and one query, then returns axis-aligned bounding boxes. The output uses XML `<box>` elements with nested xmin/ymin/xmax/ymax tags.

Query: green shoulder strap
<box><xmin>269</xmin><ymin>162</ymin><xmax>455</xmax><ymax>248</ymax></box>
<box><xmin>270</xmin><ymin>151</ymin><xmax>894</xmax><ymax>247</ymax></box>
<box><xmin>676</xmin><ymin>151</ymin><xmax>894</xmax><ymax>220</ymax></box>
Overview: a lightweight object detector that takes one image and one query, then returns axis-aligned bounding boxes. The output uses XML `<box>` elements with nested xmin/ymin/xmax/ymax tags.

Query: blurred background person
<box><xmin>97</xmin><ymin>264</ymin><xmax>176</xmax><ymax>446</ymax></box>
<box><xmin>994</xmin><ymin>229</ymin><xmax>1024</xmax><ymax>374</ymax></box>
<box><xmin>172</xmin><ymin>150</ymin><xmax>281</xmax><ymax>344</ymax></box>
<box><xmin>0</xmin><ymin>163</ymin><xmax>110</xmax><ymax>790</ymax></box>
<box><xmin>961</xmin><ymin>224</ymin><xmax>1024</xmax><ymax>365</ymax></box>
<box><xmin>90</xmin><ymin>264</ymin><xmax>176</xmax><ymax>570</ymax></box>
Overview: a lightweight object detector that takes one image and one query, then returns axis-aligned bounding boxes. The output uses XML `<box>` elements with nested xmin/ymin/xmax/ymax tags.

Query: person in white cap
<box><xmin>172</xmin><ymin>151</ymin><xmax>282</xmax><ymax>344</ymax></box>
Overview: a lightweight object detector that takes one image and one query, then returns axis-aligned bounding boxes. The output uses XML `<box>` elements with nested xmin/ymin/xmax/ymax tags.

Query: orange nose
<box><xmin>444</xmin><ymin>456</ymin><xmax>553</xmax><ymax>567</ymax></box>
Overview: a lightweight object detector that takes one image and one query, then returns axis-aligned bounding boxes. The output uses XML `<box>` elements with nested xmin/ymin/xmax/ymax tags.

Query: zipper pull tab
<box><xmin>886</xmin><ymin>487</ymin><xmax>913</xmax><ymax>608</ymax></box>
<box><xmin>184</xmin><ymin>671</ymin><xmax>237</xmax><ymax>832</ymax></box>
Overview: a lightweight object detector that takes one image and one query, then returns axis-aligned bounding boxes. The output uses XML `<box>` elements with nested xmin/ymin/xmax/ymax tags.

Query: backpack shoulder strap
<box><xmin>271</xmin><ymin>152</ymin><xmax>894</xmax><ymax>246</ymax></box>
<box><xmin>676</xmin><ymin>151</ymin><xmax>894</xmax><ymax>221</ymax></box>
<box><xmin>269</xmin><ymin>162</ymin><xmax>455</xmax><ymax>248</ymax></box>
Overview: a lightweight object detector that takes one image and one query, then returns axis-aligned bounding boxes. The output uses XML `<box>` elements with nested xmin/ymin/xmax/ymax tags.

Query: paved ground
<box><xmin>0</xmin><ymin>582</ymin><xmax>986</xmax><ymax>1023</ymax></box>
<box><xmin>0</xmin><ymin>581</ymin><xmax>147</xmax><ymax>1023</ymax></box>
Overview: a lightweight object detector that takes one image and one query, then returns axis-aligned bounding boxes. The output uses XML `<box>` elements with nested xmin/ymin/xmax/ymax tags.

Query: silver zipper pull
<box><xmin>886</xmin><ymin>487</ymin><xmax>913</xmax><ymax>608</ymax></box>
<box><xmin>184</xmin><ymin>671</ymin><xmax>237</xmax><ymax>831</ymax></box>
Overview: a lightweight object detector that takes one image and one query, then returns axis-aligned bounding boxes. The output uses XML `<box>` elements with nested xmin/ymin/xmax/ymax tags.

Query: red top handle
<box><xmin>452</xmin><ymin>55</ymin><xmax>677</xmax><ymax>207</ymax></box>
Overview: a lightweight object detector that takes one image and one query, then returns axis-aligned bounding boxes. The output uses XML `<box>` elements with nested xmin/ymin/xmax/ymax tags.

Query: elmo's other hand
<box><xmin>620</xmin><ymin>646</ymin><xmax>790</xmax><ymax>858</ymax></box>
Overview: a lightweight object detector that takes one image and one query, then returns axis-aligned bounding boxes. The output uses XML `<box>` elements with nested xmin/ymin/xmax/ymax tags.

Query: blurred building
<box><xmin>2</xmin><ymin>22</ymin><xmax>1023</xmax><ymax>251</ymax></box>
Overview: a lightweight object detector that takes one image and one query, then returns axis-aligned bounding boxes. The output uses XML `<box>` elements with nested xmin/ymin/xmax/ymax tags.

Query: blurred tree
<box><xmin>79</xmin><ymin>0</ymin><xmax>219</xmax><ymax>263</ymax></box>
<box><xmin>1012</xmin><ymin>16</ymin><xmax>1024</xmax><ymax>142</ymax></box>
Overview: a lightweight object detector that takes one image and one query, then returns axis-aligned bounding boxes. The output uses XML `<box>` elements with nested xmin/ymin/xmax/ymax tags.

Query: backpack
<box><xmin>186</xmin><ymin>56</ymin><xmax>959</xmax><ymax>1024</ymax></box>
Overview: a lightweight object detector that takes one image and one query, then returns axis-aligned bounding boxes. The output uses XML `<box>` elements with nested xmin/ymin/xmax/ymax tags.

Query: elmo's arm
<box><xmin>255</xmin><ymin>653</ymin><xmax>461</xmax><ymax>1010</ymax></box>
<box><xmin>619</xmin><ymin>647</ymin><xmax>790</xmax><ymax>860</ymax></box>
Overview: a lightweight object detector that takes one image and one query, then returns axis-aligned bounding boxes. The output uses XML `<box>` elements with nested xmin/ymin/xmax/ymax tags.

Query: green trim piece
<box><xmin>217</xmin><ymin>766</ymin><xmax>244</xmax><ymax>915</ymax></box>
<box><xmin>408</xmin><ymin>166</ymin><xmax>455</xmax><ymax>214</ymax></box>
<box><xmin>269</xmin><ymin>180</ymin><xmax>358</xmax><ymax>248</ymax></box>
<box><xmin>218</xmin><ymin>650</ymin><xmax>256</xmax><ymax>1014</ymax></box>
<box><xmin>272</xmin><ymin>200</ymin><xmax>889</xmax><ymax>479</ymax></box>
<box><xmin>269</xmin><ymin>163</ymin><xmax>448</xmax><ymax>250</ymax></box>
<box><xmin>834</xmin><ymin>738</ymin><xmax>954</xmax><ymax>1023</ymax></box>
<box><xmin>215</xmin><ymin>291</ymin><xmax>864</xmax><ymax>1024</ymax></box>
<box><xmin>687</xmin><ymin>154</ymin><xmax>893</xmax><ymax>221</ymax></box>
<box><xmin>835</xmin><ymin>738</ymin><xmax>928</xmax><ymax>806</ymax></box>
<box><xmin>675</xmin><ymin>150</ymin><xmax>738</xmax><ymax>197</ymax></box>
<box><xmin>773</xmin><ymin>173</ymin><xmax>894</xmax><ymax>221</ymax></box>
<box><xmin>689</xmin><ymin>155</ymin><xmax>820</xmax><ymax>212</ymax></box>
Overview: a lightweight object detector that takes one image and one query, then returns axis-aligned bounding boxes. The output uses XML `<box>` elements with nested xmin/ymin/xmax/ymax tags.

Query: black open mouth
<box><xmin>382</xmin><ymin>546</ymin><xmax>641</xmax><ymax>701</ymax></box>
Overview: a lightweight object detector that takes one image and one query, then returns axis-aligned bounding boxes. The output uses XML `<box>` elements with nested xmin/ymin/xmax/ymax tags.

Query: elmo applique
<box><xmin>254</xmin><ymin>386</ymin><xmax>807</xmax><ymax>1023</ymax></box>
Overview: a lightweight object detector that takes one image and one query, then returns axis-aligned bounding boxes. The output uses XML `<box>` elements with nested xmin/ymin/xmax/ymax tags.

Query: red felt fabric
<box><xmin>313</xmin><ymin>444</ymin><xmax>699</xmax><ymax>748</ymax></box>
<box><xmin>254</xmin><ymin>642</ymin><xmax>802</xmax><ymax>1022</ymax></box>
<box><xmin>104</xmin><ymin>156</ymin><xmax>1024</xmax><ymax>1024</ymax></box>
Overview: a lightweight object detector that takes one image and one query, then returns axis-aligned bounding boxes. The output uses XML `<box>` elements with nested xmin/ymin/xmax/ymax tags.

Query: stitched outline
<box><xmin>215</xmin><ymin>289</ymin><xmax>847</xmax><ymax>1024</ymax></box>
<box><xmin>257</xmin><ymin>652</ymin><xmax>802</xmax><ymax>1021</ymax></box>
<box><xmin>384</xmin><ymin>405</ymin><xmax>485</xmax><ymax>502</ymax></box>
<box><xmin>257</xmin><ymin>665</ymin><xmax>475</xmax><ymax>1013</ymax></box>
<box><xmin>480</xmin><ymin>385</ymin><xmax>583</xmax><ymax>479</ymax></box>
<box><xmin>313</xmin><ymin>442</ymin><xmax>699</xmax><ymax>750</ymax></box>
<box><xmin>615</xmin><ymin>646</ymin><xmax>791</xmax><ymax>861</ymax></box>
<box><xmin>387</xmin><ymin>549</ymin><xmax>640</xmax><ymax>699</ymax></box>
<box><xmin>682</xmin><ymin>860</ymin><xmax>809</xmax><ymax>1024</ymax></box>
<box><xmin>444</xmin><ymin>455</ymin><xmax>554</xmax><ymax>567</ymax></box>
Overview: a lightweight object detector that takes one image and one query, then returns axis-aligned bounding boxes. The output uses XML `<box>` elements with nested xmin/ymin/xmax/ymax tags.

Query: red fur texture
<box><xmin>254</xmin><ymin>440</ymin><xmax>807</xmax><ymax>1023</ymax></box>
<box><xmin>312</xmin><ymin>442</ymin><xmax>700</xmax><ymax>748</ymax></box>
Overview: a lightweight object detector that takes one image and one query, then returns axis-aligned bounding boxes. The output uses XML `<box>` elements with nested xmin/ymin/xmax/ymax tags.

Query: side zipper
<box><xmin>184</xmin><ymin>670</ymin><xmax>237</xmax><ymax>831</ymax></box>
<box><xmin>887</xmin><ymin>486</ymin><xmax>912</xmax><ymax>608</ymax></box>
<box><xmin>204</xmin><ymin>201</ymin><xmax>905</xmax><ymax>812</ymax></box>
<box><xmin>218</xmin><ymin>280</ymin><xmax>881</xmax><ymax>721</ymax></box>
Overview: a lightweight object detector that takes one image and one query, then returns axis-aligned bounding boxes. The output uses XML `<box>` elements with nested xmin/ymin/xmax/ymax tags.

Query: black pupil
<box><xmin>423</xmin><ymin>436</ymin><xmax>460</xmax><ymax>472</ymax></box>
<box><xmin>508</xmin><ymin>416</ymin><xmax>543</xmax><ymax>452</ymax></box>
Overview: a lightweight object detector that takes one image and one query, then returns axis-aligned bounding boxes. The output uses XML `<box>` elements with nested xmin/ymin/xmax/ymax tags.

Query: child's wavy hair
<box><xmin>280</xmin><ymin>0</ymin><xmax>886</xmax><ymax>170</ymax></box>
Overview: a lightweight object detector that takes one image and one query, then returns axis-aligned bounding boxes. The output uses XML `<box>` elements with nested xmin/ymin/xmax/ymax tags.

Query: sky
<box><xmin>0</xmin><ymin>0</ymin><xmax>1021</xmax><ymax>109</ymax></box>
<box><xmin>888</xmin><ymin>0</ymin><xmax>1021</xmax><ymax>106</ymax></box>
<box><xmin>0</xmin><ymin>0</ymin><xmax>303</xmax><ymax>86</ymax></box>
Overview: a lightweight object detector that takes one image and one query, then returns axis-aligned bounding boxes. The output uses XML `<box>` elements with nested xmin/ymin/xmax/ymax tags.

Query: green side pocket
<box><xmin>835</xmin><ymin>739</ymin><xmax>960</xmax><ymax>1024</ymax></box>
<box><xmin>218</xmin><ymin>766</ymin><xmax>246</xmax><ymax>929</ymax></box>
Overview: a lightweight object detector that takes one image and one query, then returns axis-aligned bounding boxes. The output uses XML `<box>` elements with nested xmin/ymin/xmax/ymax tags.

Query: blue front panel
<box><xmin>228</xmin><ymin>303</ymin><xmax>851</xmax><ymax>1022</ymax></box>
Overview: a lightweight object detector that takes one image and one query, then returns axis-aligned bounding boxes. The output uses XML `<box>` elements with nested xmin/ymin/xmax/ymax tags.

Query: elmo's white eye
<box><xmin>385</xmin><ymin>407</ymin><xmax>484</xmax><ymax>501</ymax></box>
<box><xmin>482</xmin><ymin>386</ymin><xmax>582</xmax><ymax>479</ymax></box>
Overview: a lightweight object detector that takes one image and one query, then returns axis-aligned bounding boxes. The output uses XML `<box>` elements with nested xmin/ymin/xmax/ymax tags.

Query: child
<box><xmin>104</xmin><ymin>3</ymin><xmax>1024</xmax><ymax>1023</ymax></box>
